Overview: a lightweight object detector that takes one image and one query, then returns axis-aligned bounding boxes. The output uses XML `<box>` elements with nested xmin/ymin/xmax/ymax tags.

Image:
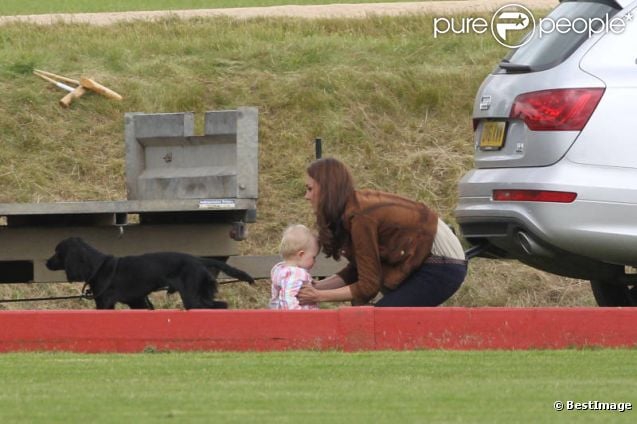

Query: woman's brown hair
<box><xmin>306</xmin><ymin>158</ymin><xmax>355</xmax><ymax>260</ymax></box>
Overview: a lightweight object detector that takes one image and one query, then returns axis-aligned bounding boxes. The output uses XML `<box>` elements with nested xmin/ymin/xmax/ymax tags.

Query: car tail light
<box><xmin>493</xmin><ymin>190</ymin><xmax>577</xmax><ymax>203</ymax></box>
<box><xmin>509</xmin><ymin>88</ymin><xmax>604</xmax><ymax>131</ymax></box>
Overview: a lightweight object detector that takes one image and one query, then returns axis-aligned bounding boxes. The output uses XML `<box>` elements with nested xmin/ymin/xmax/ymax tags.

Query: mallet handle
<box><xmin>33</xmin><ymin>69</ymin><xmax>80</xmax><ymax>86</ymax></box>
<box><xmin>34</xmin><ymin>72</ymin><xmax>75</xmax><ymax>92</ymax></box>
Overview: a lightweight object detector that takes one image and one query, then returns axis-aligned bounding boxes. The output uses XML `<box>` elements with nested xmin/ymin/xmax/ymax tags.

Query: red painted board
<box><xmin>0</xmin><ymin>310</ymin><xmax>339</xmax><ymax>353</ymax></box>
<box><xmin>374</xmin><ymin>307</ymin><xmax>637</xmax><ymax>350</ymax></box>
<box><xmin>1</xmin><ymin>308</ymin><xmax>636</xmax><ymax>353</ymax></box>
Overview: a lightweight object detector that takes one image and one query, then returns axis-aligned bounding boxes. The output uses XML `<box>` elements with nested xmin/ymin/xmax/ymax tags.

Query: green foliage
<box><xmin>0</xmin><ymin>350</ymin><xmax>636</xmax><ymax>422</ymax></box>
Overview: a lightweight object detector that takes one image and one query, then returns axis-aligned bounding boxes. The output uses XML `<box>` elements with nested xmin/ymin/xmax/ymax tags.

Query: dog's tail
<box><xmin>199</xmin><ymin>258</ymin><xmax>255</xmax><ymax>284</ymax></box>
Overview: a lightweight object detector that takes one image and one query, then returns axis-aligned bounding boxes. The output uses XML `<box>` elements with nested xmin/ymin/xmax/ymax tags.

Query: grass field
<box><xmin>0</xmin><ymin>350</ymin><xmax>635</xmax><ymax>423</ymax></box>
<box><xmin>0</xmin><ymin>0</ymin><xmax>425</xmax><ymax>16</ymax></box>
<box><xmin>0</xmin><ymin>3</ymin><xmax>596</xmax><ymax>309</ymax></box>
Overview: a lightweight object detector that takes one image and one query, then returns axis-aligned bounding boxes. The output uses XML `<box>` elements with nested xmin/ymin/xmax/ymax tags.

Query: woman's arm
<box><xmin>313</xmin><ymin>274</ymin><xmax>347</xmax><ymax>290</ymax></box>
<box><xmin>297</xmin><ymin>283</ymin><xmax>353</xmax><ymax>304</ymax></box>
<box><xmin>297</xmin><ymin>274</ymin><xmax>349</xmax><ymax>305</ymax></box>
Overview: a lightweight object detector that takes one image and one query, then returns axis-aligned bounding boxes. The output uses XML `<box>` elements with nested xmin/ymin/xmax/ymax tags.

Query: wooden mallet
<box><xmin>63</xmin><ymin>78</ymin><xmax>123</xmax><ymax>107</ymax></box>
<box><xmin>59</xmin><ymin>86</ymin><xmax>88</xmax><ymax>108</ymax></box>
<box><xmin>33</xmin><ymin>69</ymin><xmax>86</xmax><ymax>108</ymax></box>
<box><xmin>80</xmin><ymin>77</ymin><xmax>123</xmax><ymax>101</ymax></box>
<box><xmin>34</xmin><ymin>69</ymin><xmax>123</xmax><ymax>107</ymax></box>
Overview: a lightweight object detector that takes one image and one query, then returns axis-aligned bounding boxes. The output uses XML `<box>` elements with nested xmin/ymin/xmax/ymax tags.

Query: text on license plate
<box><xmin>479</xmin><ymin>121</ymin><xmax>506</xmax><ymax>150</ymax></box>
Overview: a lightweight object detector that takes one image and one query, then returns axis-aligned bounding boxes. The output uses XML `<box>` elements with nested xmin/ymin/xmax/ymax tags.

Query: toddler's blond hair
<box><xmin>279</xmin><ymin>224</ymin><xmax>316</xmax><ymax>260</ymax></box>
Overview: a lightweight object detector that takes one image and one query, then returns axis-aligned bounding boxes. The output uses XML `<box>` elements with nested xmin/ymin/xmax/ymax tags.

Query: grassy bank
<box><xmin>0</xmin><ymin>0</ymin><xmax>425</xmax><ymax>16</ymax></box>
<box><xmin>0</xmin><ymin>13</ymin><xmax>595</xmax><ymax>309</ymax></box>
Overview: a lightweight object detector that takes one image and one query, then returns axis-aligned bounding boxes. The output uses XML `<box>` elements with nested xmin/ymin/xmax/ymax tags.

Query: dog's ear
<box><xmin>63</xmin><ymin>244</ymin><xmax>90</xmax><ymax>282</ymax></box>
<box><xmin>62</xmin><ymin>239</ymin><xmax>103</xmax><ymax>282</ymax></box>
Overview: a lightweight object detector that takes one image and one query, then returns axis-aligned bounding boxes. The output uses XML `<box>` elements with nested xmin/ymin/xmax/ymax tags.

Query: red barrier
<box><xmin>1</xmin><ymin>307</ymin><xmax>636</xmax><ymax>353</ymax></box>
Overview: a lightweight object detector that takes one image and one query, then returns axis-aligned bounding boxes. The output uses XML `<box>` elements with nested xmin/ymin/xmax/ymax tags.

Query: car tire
<box><xmin>590</xmin><ymin>280</ymin><xmax>637</xmax><ymax>306</ymax></box>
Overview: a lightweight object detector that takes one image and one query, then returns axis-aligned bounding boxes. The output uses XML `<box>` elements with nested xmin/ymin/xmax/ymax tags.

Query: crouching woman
<box><xmin>297</xmin><ymin>158</ymin><xmax>467</xmax><ymax>307</ymax></box>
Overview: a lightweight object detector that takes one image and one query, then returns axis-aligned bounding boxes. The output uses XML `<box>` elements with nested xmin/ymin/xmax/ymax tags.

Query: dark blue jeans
<box><xmin>375</xmin><ymin>258</ymin><xmax>467</xmax><ymax>307</ymax></box>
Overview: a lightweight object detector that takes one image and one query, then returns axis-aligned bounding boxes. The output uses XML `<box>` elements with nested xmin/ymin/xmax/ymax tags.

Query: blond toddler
<box><xmin>269</xmin><ymin>224</ymin><xmax>320</xmax><ymax>310</ymax></box>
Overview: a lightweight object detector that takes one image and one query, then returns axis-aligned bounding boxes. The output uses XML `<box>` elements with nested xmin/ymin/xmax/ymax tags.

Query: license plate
<box><xmin>479</xmin><ymin>121</ymin><xmax>506</xmax><ymax>150</ymax></box>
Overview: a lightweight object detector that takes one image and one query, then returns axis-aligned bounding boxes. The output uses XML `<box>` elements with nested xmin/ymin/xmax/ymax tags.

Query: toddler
<box><xmin>269</xmin><ymin>224</ymin><xmax>320</xmax><ymax>310</ymax></box>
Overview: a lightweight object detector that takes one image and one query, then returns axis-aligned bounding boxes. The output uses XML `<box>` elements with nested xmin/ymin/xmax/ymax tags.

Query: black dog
<box><xmin>46</xmin><ymin>237</ymin><xmax>254</xmax><ymax>310</ymax></box>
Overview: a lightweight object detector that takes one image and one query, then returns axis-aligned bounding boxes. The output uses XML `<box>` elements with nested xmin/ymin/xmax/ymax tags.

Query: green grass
<box><xmin>0</xmin><ymin>9</ymin><xmax>594</xmax><ymax>309</ymax></box>
<box><xmin>0</xmin><ymin>0</ymin><xmax>427</xmax><ymax>16</ymax></box>
<box><xmin>0</xmin><ymin>350</ymin><xmax>635</xmax><ymax>423</ymax></box>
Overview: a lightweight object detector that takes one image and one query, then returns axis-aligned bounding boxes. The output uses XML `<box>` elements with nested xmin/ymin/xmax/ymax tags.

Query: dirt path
<box><xmin>0</xmin><ymin>1</ymin><xmax>558</xmax><ymax>26</ymax></box>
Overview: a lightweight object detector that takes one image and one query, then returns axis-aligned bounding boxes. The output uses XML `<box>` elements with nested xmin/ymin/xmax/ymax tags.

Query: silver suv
<box><xmin>455</xmin><ymin>0</ymin><xmax>637</xmax><ymax>306</ymax></box>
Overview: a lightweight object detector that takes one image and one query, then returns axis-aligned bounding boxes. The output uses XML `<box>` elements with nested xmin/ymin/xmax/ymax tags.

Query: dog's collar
<box><xmin>83</xmin><ymin>257</ymin><xmax>119</xmax><ymax>299</ymax></box>
<box><xmin>87</xmin><ymin>256</ymin><xmax>109</xmax><ymax>284</ymax></box>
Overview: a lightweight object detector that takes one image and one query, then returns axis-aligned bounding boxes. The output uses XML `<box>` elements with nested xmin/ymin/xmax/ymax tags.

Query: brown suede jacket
<box><xmin>336</xmin><ymin>189</ymin><xmax>438</xmax><ymax>303</ymax></box>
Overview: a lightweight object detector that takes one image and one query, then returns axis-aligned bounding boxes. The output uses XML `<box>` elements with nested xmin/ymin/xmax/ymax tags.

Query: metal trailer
<box><xmin>0</xmin><ymin>107</ymin><xmax>258</xmax><ymax>283</ymax></box>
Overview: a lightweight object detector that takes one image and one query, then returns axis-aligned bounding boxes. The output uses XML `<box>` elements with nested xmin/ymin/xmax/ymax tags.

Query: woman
<box><xmin>297</xmin><ymin>157</ymin><xmax>467</xmax><ymax>307</ymax></box>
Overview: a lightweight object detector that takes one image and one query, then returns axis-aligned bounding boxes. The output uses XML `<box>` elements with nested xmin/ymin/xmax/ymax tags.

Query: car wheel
<box><xmin>590</xmin><ymin>280</ymin><xmax>637</xmax><ymax>307</ymax></box>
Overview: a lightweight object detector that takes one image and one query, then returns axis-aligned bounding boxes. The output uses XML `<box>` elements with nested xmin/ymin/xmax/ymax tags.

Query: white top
<box><xmin>431</xmin><ymin>218</ymin><xmax>465</xmax><ymax>260</ymax></box>
<box><xmin>269</xmin><ymin>262</ymin><xmax>319</xmax><ymax>310</ymax></box>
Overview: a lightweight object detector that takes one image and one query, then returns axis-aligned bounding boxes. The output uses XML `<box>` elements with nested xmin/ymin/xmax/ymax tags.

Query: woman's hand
<box><xmin>298</xmin><ymin>282</ymin><xmax>354</xmax><ymax>304</ymax></box>
<box><xmin>297</xmin><ymin>283</ymin><xmax>321</xmax><ymax>305</ymax></box>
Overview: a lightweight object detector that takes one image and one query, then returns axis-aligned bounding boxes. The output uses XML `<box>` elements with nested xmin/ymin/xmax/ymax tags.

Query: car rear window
<box><xmin>499</xmin><ymin>0</ymin><xmax>621</xmax><ymax>73</ymax></box>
